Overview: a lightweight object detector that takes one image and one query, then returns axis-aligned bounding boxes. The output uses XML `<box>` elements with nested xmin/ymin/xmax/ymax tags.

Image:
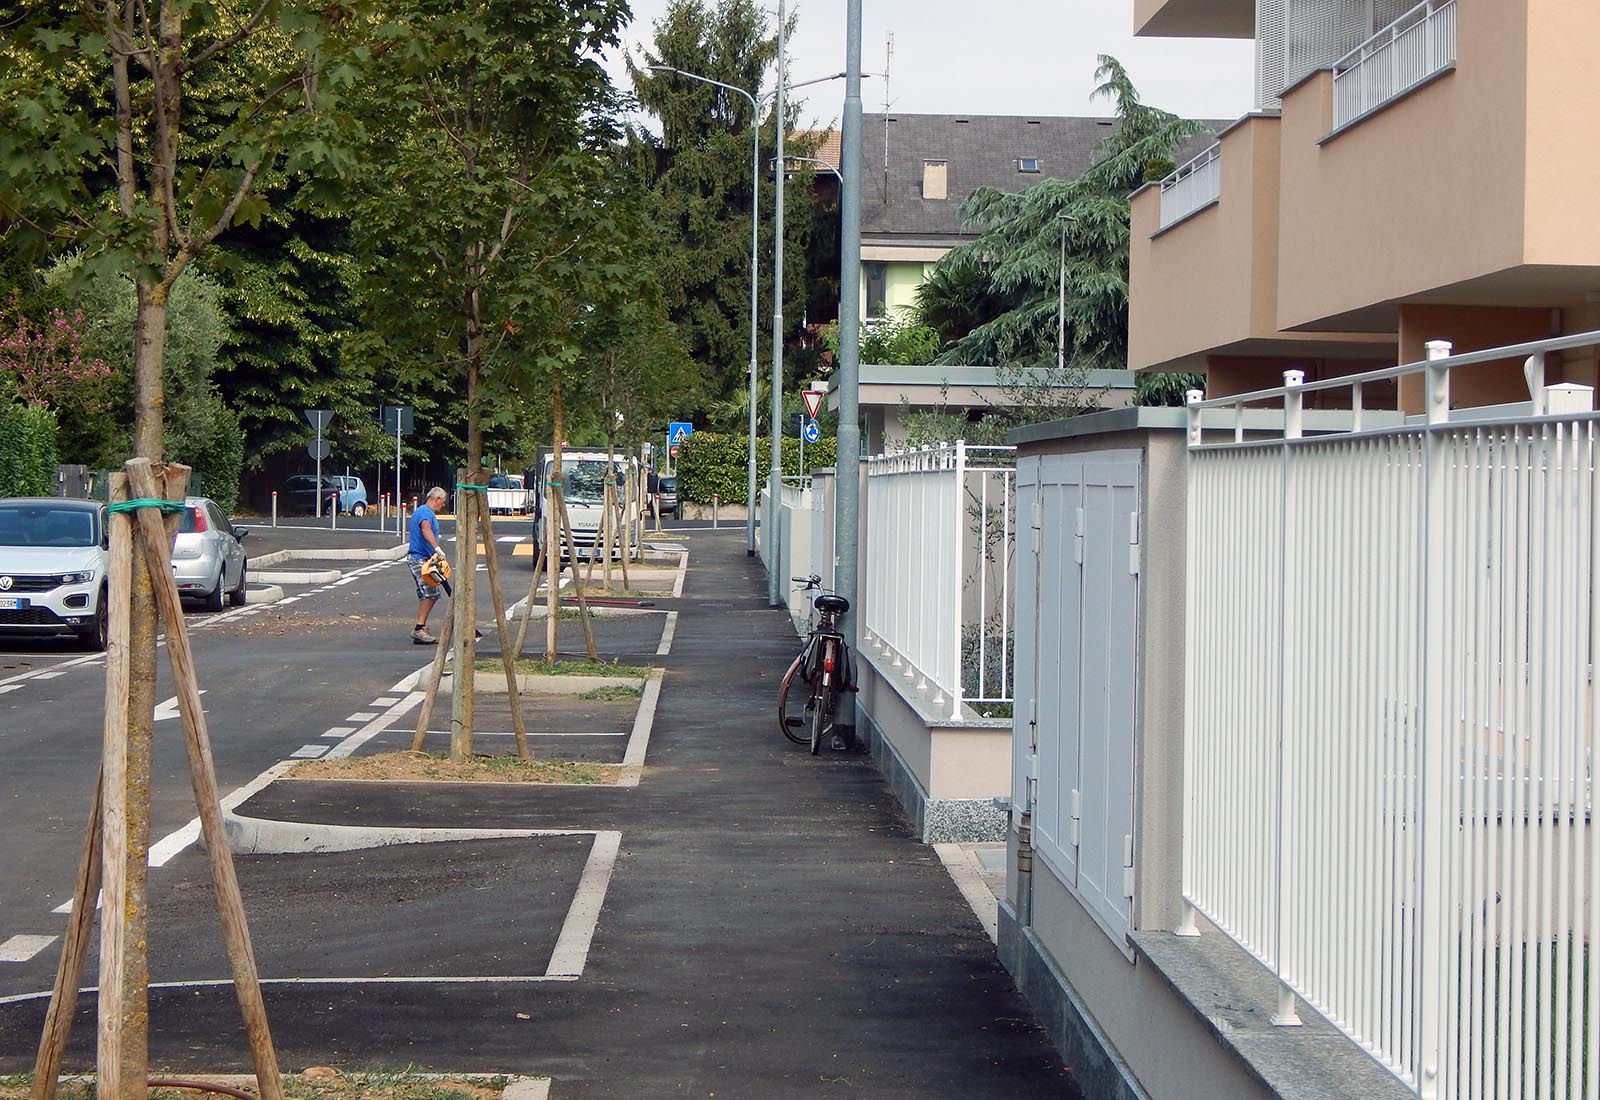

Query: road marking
<box><xmin>279</xmin><ymin>596</ymin><xmax>300</xmax><ymax>604</ymax></box>
<box><xmin>31</xmin><ymin>671</ymin><xmax>66</xmax><ymax>681</ymax></box>
<box><xmin>0</xmin><ymin>685</ymin><xmax>20</xmax><ymax>696</ymax></box>
<box><xmin>670</xmin><ymin>551</ymin><xmax>688</xmax><ymax>598</ymax></box>
<box><xmin>154</xmin><ymin>689</ymin><xmax>206</xmax><ymax>722</ymax></box>
<box><xmin>325</xmin><ymin>693</ymin><xmax>424</xmax><ymax>759</ymax></box>
<box><xmin>322</xmin><ymin>726</ymin><xmax>355</xmax><ymax>739</ymax></box>
<box><xmin>346</xmin><ymin>712</ymin><xmax>377</xmax><ymax>722</ymax></box>
<box><xmin>655</xmin><ymin>610</ymin><xmax>678</xmax><ymax>656</ymax></box>
<box><xmin>0</xmin><ymin>934</ymin><xmax>57</xmax><ymax>962</ymax></box>
<box><xmin>416</xmin><ymin>729</ymin><xmax>626</xmax><ymax>739</ymax></box>
<box><xmin>290</xmin><ymin>745</ymin><xmax>328</xmax><ymax>759</ymax></box>
<box><xmin>372</xmin><ymin>697</ymin><xmax>399</xmax><ymax>706</ymax></box>
<box><xmin>617</xmin><ymin>670</ymin><xmax>664</xmax><ymax>788</ymax></box>
<box><xmin>546</xmin><ymin>831</ymin><xmax>622</xmax><ymax>978</ymax></box>
<box><xmin>146</xmin><ymin>760</ymin><xmax>296</xmax><ymax>868</ymax></box>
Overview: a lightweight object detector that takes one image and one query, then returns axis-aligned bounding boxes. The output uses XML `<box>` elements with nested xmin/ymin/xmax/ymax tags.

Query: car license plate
<box><xmin>0</xmin><ymin>597</ymin><xmax>26</xmax><ymax>610</ymax></box>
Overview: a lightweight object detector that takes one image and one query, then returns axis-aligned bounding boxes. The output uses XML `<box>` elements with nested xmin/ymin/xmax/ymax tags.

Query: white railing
<box><xmin>863</xmin><ymin>442</ymin><xmax>1016</xmax><ymax>718</ymax></box>
<box><xmin>1183</xmin><ymin>332</ymin><xmax>1600</xmax><ymax>1098</ymax></box>
<box><xmin>1332</xmin><ymin>0</ymin><xmax>1456</xmax><ymax>128</ymax></box>
<box><xmin>1158</xmin><ymin>142</ymin><xmax>1221</xmax><ymax>229</ymax></box>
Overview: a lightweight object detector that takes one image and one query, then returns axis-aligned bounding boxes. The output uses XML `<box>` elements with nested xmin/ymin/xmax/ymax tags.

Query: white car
<box><xmin>0</xmin><ymin>498</ymin><xmax>109</xmax><ymax>650</ymax></box>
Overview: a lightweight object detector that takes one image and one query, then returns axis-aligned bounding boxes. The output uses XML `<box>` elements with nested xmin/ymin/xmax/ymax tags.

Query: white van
<box><xmin>533</xmin><ymin>451</ymin><xmax>635</xmax><ymax>556</ymax></box>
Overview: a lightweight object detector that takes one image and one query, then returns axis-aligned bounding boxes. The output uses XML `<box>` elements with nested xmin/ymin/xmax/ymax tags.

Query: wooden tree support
<box><xmin>31</xmin><ymin>462</ymin><xmax>285</xmax><ymax>1100</ymax></box>
<box><xmin>472</xmin><ymin>475</ymin><xmax>529</xmax><ymax>760</ymax></box>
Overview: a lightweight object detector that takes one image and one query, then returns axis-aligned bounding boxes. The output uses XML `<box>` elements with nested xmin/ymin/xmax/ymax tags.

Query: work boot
<box><xmin>411</xmin><ymin>626</ymin><xmax>437</xmax><ymax>645</ymax></box>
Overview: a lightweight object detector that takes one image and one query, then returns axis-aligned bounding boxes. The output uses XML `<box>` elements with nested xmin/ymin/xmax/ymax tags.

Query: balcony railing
<box><xmin>1332</xmin><ymin>0</ymin><xmax>1456</xmax><ymax>129</ymax></box>
<box><xmin>1184</xmin><ymin>332</ymin><xmax>1600</xmax><ymax>1097</ymax></box>
<box><xmin>1158</xmin><ymin>142</ymin><xmax>1220</xmax><ymax>229</ymax></box>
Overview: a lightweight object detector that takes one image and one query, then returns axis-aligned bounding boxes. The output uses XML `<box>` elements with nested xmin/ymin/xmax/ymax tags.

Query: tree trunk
<box><xmin>451</xmin><ymin>280</ymin><xmax>485</xmax><ymax>760</ymax></box>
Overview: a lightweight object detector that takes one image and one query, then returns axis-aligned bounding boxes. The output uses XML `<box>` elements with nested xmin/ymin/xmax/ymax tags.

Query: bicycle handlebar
<box><xmin>791</xmin><ymin>574</ymin><xmax>821</xmax><ymax>587</ymax></box>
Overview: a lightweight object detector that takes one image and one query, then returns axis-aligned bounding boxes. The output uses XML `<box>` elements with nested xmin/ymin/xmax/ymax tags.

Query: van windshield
<box><xmin>558</xmin><ymin>460</ymin><xmax>613</xmax><ymax>503</ymax></box>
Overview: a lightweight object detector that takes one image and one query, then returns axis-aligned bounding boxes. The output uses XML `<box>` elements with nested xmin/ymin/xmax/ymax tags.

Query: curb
<box><xmin>222</xmin><ymin>810</ymin><xmax>575</xmax><ymax>855</ymax></box>
<box><xmin>244</xmin><ymin>584</ymin><xmax>284</xmax><ymax>605</ymax></box>
<box><xmin>251</xmin><ymin>544</ymin><xmax>406</xmax><ymax>568</ymax></box>
<box><xmin>251</xmin><ymin>568</ymin><xmax>343</xmax><ymax>584</ymax></box>
<box><xmin>437</xmin><ymin>672</ymin><xmax>645</xmax><ymax>696</ymax></box>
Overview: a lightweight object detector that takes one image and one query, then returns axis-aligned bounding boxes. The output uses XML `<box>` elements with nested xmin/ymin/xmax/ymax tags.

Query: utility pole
<box><xmin>767</xmin><ymin>0</ymin><xmax>787</xmax><ymax>605</ymax></box>
<box><xmin>834</xmin><ymin>0</ymin><xmax>863</xmax><ymax>652</ymax></box>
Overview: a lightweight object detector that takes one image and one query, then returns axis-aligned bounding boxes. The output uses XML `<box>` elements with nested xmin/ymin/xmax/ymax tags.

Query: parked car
<box><xmin>283</xmin><ymin>474</ymin><xmax>368</xmax><ymax>515</ymax></box>
<box><xmin>0</xmin><ymin>497</ymin><xmax>109</xmax><ymax>649</ymax></box>
<box><xmin>657</xmin><ymin>476</ymin><xmax>680</xmax><ymax>519</ymax></box>
<box><xmin>170</xmin><ymin>497</ymin><xmax>249</xmax><ymax>611</ymax></box>
<box><xmin>487</xmin><ymin>473</ymin><xmax>532</xmax><ymax>515</ymax></box>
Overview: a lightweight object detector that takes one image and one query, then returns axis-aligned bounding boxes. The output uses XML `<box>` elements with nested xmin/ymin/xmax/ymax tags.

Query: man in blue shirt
<box><xmin>407</xmin><ymin>487</ymin><xmax>448</xmax><ymax>644</ymax></box>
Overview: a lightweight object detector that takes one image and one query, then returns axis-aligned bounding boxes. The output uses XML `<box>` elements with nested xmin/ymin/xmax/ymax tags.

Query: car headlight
<box><xmin>59</xmin><ymin>570</ymin><xmax>97</xmax><ymax>585</ymax></box>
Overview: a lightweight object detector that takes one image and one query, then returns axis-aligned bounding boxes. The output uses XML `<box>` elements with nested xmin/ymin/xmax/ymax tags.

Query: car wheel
<box><xmin>205</xmin><ymin>567</ymin><xmax>226</xmax><ymax>612</ymax></box>
<box><xmin>228</xmin><ymin>558</ymin><xmax>248</xmax><ymax>607</ymax></box>
<box><xmin>76</xmin><ymin>589</ymin><xmax>108</xmax><ymax>651</ymax></box>
<box><xmin>352</xmin><ymin>502</ymin><xmax>367</xmax><ymax>517</ymax></box>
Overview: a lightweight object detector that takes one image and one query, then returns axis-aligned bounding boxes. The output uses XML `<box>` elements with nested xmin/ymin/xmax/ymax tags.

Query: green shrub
<box><xmin>676</xmin><ymin>433</ymin><xmax>837</xmax><ymax>504</ymax></box>
<box><xmin>0</xmin><ymin>402</ymin><xmax>59</xmax><ymax>496</ymax></box>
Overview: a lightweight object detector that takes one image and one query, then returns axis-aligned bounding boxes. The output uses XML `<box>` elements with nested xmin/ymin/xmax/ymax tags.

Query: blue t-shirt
<box><xmin>408</xmin><ymin>504</ymin><xmax>440</xmax><ymax>559</ymax></box>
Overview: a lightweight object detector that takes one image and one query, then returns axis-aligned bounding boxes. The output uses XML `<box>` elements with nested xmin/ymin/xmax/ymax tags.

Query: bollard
<box><xmin>712</xmin><ymin>493</ymin><xmax>719</xmax><ymax>529</ymax></box>
<box><xmin>271</xmin><ymin>492</ymin><xmax>278</xmax><ymax>528</ymax></box>
<box><xmin>330</xmin><ymin>492</ymin><xmax>339</xmax><ymax>530</ymax></box>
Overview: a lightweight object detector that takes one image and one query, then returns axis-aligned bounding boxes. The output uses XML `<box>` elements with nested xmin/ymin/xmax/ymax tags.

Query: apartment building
<box><xmin>1128</xmin><ymin>0</ymin><xmax>1600</xmax><ymax>411</ymax></box>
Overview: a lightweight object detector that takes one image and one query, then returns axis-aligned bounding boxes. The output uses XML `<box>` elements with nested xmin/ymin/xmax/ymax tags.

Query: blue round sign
<box><xmin>802</xmin><ymin>419</ymin><xmax>820</xmax><ymax>444</ymax></box>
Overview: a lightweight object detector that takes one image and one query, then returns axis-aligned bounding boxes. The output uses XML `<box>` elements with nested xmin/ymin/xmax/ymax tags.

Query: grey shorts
<box><xmin>408</xmin><ymin>556</ymin><xmax>442</xmax><ymax>600</ymax></box>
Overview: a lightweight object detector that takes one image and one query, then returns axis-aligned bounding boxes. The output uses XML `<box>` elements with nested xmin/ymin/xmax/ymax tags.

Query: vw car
<box><xmin>0</xmin><ymin>497</ymin><xmax>110</xmax><ymax>650</ymax></box>
<box><xmin>171</xmin><ymin>497</ymin><xmax>249</xmax><ymax>611</ymax></box>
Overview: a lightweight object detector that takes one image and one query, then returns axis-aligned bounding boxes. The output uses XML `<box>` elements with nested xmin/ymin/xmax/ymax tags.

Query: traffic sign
<box><xmin>668</xmin><ymin>421</ymin><xmax>693</xmax><ymax>446</ymax></box>
<box><xmin>802</xmin><ymin>419</ymin><xmax>820</xmax><ymax>444</ymax></box>
<box><xmin>304</xmin><ymin>409</ymin><xmax>335</xmax><ymax>431</ymax></box>
<box><xmin>307</xmin><ymin>439</ymin><xmax>330</xmax><ymax>461</ymax></box>
<box><xmin>380</xmin><ymin>404</ymin><xmax>414</xmax><ymax>436</ymax></box>
<box><xmin>669</xmin><ymin>444</ymin><xmax>680</xmax><ymax>459</ymax></box>
<box><xmin>801</xmin><ymin>390</ymin><xmax>824</xmax><ymax>419</ymax></box>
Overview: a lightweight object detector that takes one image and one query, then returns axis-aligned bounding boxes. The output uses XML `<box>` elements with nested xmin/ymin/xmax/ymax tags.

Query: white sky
<box><xmin>604</xmin><ymin>0</ymin><xmax>1257</xmax><ymax>126</ymax></box>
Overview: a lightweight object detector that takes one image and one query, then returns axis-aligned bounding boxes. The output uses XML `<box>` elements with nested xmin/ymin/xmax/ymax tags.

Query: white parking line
<box><xmin>618</xmin><ymin>671</ymin><xmax>664</xmax><ymax>788</ymax></box>
<box><xmin>325</xmin><ymin>693</ymin><xmax>424</xmax><ymax>759</ymax></box>
<box><xmin>322</xmin><ymin>726</ymin><xmax>356</xmax><ymax>739</ymax></box>
<box><xmin>145</xmin><ymin>760</ymin><xmax>296</xmax><ymax>868</ymax></box>
<box><xmin>290</xmin><ymin>745</ymin><xmax>328</xmax><ymax>759</ymax></box>
<box><xmin>546</xmin><ymin>831</ymin><xmax>621</xmax><ymax>977</ymax></box>
<box><xmin>0</xmin><ymin>934</ymin><xmax>57</xmax><ymax>962</ymax></box>
<box><xmin>655</xmin><ymin>611</ymin><xmax>678</xmax><ymax>656</ymax></box>
<box><xmin>31</xmin><ymin>671</ymin><xmax>66</xmax><ymax>681</ymax></box>
<box><xmin>346</xmin><ymin>712</ymin><xmax>377</xmax><ymax>722</ymax></box>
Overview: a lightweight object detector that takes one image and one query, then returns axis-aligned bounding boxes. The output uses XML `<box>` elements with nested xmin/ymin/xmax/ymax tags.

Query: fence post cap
<box><xmin>1185</xmin><ymin>389</ymin><xmax>1205</xmax><ymax>406</ymax></box>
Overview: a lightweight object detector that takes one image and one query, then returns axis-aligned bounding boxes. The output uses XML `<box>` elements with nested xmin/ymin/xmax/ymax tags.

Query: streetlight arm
<box><xmin>647</xmin><ymin>65</ymin><xmax>758</xmax><ymax>111</ymax></box>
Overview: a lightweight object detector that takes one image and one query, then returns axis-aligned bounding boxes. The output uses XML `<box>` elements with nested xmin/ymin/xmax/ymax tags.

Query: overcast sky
<box><xmin>603</xmin><ymin>0</ymin><xmax>1258</xmax><ymax>126</ymax></box>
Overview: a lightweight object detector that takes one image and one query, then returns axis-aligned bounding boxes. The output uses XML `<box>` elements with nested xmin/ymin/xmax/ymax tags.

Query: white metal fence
<box><xmin>1333</xmin><ymin>0</ymin><xmax>1456</xmax><ymax>129</ymax></box>
<box><xmin>1184</xmin><ymin>334</ymin><xmax>1600</xmax><ymax>1098</ymax></box>
<box><xmin>863</xmin><ymin>442</ymin><xmax>1016</xmax><ymax>717</ymax></box>
<box><xmin>1159</xmin><ymin>142</ymin><xmax>1221</xmax><ymax>229</ymax></box>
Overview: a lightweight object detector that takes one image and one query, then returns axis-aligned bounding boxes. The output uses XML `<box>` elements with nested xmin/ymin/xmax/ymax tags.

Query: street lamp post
<box><xmin>1057</xmin><ymin>213</ymin><xmax>1074</xmax><ymax>372</ymax></box>
<box><xmin>650</xmin><ymin>64</ymin><xmax>762</xmax><ymax>558</ymax></box>
<box><xmin>767</xmin><ymin>0</ymin><xmax>787</xmax><ymax>605</ymax></box>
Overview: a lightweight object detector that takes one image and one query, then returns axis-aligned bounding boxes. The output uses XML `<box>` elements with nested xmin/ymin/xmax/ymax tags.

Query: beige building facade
<box><xmin>1129</xmin><ymin>0</ymin><xmax>1600</xmax><ymax>410</ymax></box>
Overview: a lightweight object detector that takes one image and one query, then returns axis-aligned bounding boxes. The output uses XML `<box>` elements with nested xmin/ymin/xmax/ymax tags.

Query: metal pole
<box><xmin>747</xmin><ymin>100</ymin><xmax>760</xmax><ymax>558</ymax></box>
<box><xmin>394</xmin><ymin>419</ymin><xmax>402</xmax><ymax>535</ymax></box>
<box><xmin>768</xmin><ymin>0</ymin><xmax>787</xmax><ymax>605</ymax></box>
<box><xmin>314</xmin><ymin>427</ymin><xmax>323</xmax><ymax>518</ymax></box>
<box><xmin>798</xmin><ymin>412</ymin><xmax>804</xmax><ymax>477</ymax></box>
<box><xmin>833</xmin><ymin>0</ymin><xmax>864</xmax><ymax>657</ymax></box>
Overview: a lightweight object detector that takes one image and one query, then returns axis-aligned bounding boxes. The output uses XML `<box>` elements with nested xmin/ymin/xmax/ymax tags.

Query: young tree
<box><xmin>916</xmin><ymin>56</ymin><xmax>1208</xmax><ymax>374</ymax></box>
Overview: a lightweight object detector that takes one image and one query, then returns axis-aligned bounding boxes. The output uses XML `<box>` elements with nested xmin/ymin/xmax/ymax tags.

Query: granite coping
<box><xmin>1129</xmin><ymin>923</ymin><xmax>1414</xmax><ymax>1100</ymax></box>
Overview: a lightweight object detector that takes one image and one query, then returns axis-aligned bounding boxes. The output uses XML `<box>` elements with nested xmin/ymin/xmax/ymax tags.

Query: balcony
<box><xmin>1157</xmin><ymin>143</ymin><xmax>1220</xmax><ymax>230</ymax></box>
<box><xmin>1331</xmin><ymin>0</ymin><xmax>1457</xmax><ymax>130</ymax></box>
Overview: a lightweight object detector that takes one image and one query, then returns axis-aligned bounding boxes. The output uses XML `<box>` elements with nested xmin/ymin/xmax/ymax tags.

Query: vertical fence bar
<box><xmin>950</xmin><ymin>441</ymin><xmax>966</xmax><ymax>717</ymax></box>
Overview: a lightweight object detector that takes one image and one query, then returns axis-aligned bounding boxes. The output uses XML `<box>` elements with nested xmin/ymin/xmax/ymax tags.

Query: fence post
<box><xmin>1185</xmin><ymin>389</ymin><xmax>1205</xmax><ymax>447</ymax></box>
<box><xmin>1524</xmin><ymin>351</ymin><xmax>1547</xmax><ymax>416</ymax></box>
<box><xmin>950</xmin><ymin>440</ymin><xmax>966</xmax><ymax>720</ymax></box>
<box><xmin>1416</xmin><ymin>338</ymin><xmax>1452</xmax><ymax>1096</ymax></box>
<box><xmin>1274</xmin><ymin>368</ymin><xmax>1306</xmax><ymax>1028</ymax></box>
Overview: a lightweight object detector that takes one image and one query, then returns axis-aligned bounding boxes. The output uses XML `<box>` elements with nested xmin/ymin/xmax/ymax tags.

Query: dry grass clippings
<box><xmin>0</xmin><ymin>1069</ymin><xmax>517</xmax><ymax>1100</ymax></box>
<box><xmin>474</xmin><ymin>657</ymin><xmax>650</xmax><ymax>678</ymax></box>
<box><xmin>288</xmin><ymin>750</ymin><xmax>616</xmax><ymax>785</ymax></box>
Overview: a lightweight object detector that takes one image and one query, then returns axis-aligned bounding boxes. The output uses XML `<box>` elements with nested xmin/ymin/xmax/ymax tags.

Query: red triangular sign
<box><xmin>802</xmin><ymin>390</ymin><xmax>824</xmax><ymax>419</ymax></box>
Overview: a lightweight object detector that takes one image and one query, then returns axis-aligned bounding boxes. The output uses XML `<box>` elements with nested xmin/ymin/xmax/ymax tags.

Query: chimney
<box><xmin>922</xmin><ymin>159</ymin><xmax>947</xmax><ymax>200</ymax></box>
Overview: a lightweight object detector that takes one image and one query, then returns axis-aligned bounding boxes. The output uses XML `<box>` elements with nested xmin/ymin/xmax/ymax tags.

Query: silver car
<box><xmin>171</xmin><ymin>497</ymin><xmax>249</xmax><ymax>611</ymax></box>
<box><xmin>0</xmin><ymin>498</ymin><xmax>109</xmax><ymax>649</ymax></box>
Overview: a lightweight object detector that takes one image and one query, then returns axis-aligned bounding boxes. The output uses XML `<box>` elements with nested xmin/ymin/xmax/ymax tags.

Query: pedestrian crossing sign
<box><xmin>668</xmin><ymin>421</ymin><xmax>693</xmax><ymax>446</ymax></box>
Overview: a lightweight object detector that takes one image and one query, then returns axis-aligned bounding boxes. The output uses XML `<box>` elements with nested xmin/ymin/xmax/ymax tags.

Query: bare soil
<box><xmin>0</xmin><ymin>1070</ymin><xmax>515</xmax><ymax>1100</ymax></box>
<box><xmin>287</xmin><ymin>750</ymin><xmax>616</xmax><ymax>785</ymax></box>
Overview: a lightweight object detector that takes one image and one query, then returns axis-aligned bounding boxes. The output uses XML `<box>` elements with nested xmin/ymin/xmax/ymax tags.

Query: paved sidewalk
<box><xmin>1</xmin><ymin>532</ymin><xmax>1081</xmax><ymax>1098</ymax></box>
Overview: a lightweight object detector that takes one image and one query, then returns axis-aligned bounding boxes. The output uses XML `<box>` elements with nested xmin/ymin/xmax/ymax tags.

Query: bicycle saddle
<box><xmin>814</xmin><ymin>593</ymin><xmax>850</xmax><ymax>615</ymax></box>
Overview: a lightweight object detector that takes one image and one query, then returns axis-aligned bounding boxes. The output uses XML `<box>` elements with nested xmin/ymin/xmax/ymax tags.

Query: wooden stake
<box><xmin>31</xmin><ymin>772</ymin><xmax>103</xmax><ymax>1100</ymax></box>
<box><xmin>512</xmin><ymin>539</ymin><xmax>547</xmax><ymax>661</ymax></box>
<box><xmin>125</xmin><ymin>459</ymin><xmax>284</xmax><ymax>1100</ymax></box>
<box><xmin>410</xmin><ymin>610</ymin><xmax>455</xmax><ymax>753</ymax></box>
<box><xmin>556</xmin><ymin>493</ymin><xmax>599</xmax><ymax>661</ymax></box>
<box><xmin>449</xmin><ymin>471</ymin><xmax>479</xmax><ymax>762</ymax></box>
<box><xmin>475</xmin><ymin>481</ymin><xmax>530</xmax><ymax>760</ymax></box>
<box><xmin>95</xmin><ymin>472</ymin><xmax>135</xmax><ymax>1100</ymax></box>
<box><xmin>618</xmin><ymin>467</ymin><xmax>632</xmax><ymax>590</ymax></box>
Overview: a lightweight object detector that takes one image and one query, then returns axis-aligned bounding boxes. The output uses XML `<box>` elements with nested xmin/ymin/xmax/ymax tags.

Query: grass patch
<box><xmin>579</xmin><ymin>683</ymin><xmax>645</xmax><ymax>701</ymax></box>
<box><xmin>288</xmin><ymin>750</ymin><xmax>615</xmax><ymax>785</ymax></box>
<box><xmin>477</xmin><ymin>657</ymin><xmax>651</xmax><ymax>678</ymax></box>
<box><xmin>0</xmin><ymin>1070</ymin><xmax>520</xmax><ymax>1100</ymax></box>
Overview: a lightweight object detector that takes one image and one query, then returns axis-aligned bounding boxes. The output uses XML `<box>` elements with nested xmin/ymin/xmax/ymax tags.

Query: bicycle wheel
<box><xmin>808</xmin><ymin>673</ymin><xmax>827</xmax><ymax>755</ymax></box>
<box><xmin>777</xmin><ymin>652</ymin><xmax>811</xmax><ymax>745</ymax></box>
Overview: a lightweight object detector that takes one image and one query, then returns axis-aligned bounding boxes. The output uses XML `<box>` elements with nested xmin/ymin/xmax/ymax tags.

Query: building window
<box><xmin>922</xmin><ymin>160</ymin><xmax>948</xmax><ymax>200</ymax></box>
<box><xmin>1019</xmin><ymin>158</ymin><xmax>1040</xmax><ymax>173</ymax></box>
<box><xmin>864</xmin><ymin>262</ymin><xmax>888</xmax><ymax>319</ymax></box>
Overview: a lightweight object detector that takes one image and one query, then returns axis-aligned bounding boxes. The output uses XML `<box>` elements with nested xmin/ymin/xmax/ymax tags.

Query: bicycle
<box><xmin>777</xmin><ymin>574</ymin><xmax>853</xmax><ymax>755</ymax></box>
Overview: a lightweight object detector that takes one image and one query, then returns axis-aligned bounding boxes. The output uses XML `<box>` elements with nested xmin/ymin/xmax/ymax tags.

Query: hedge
<box><xmin>0</xmin><ymin>402</ymin><xmax>60</xmax><ymax>497</ymax></box>
<box><xmin>676</xmin><ymin>432</ymin><xmax>837</xmax><ymax>505</ymax></box>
